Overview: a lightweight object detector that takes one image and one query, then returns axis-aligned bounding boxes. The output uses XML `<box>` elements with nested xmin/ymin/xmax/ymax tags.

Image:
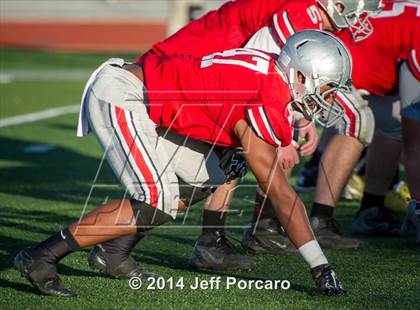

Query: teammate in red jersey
<box><xmin>142</xmin><ymin>0</ymin><xmax>383</xmax><ymax>254</ymax></box>
<box><xmin>83</xmin><ymin>0</ymin><xmax>383</xmax><ymax>274</ymax></box>
<box><xmin>14</xmin><ymin>30</ymin><xmax>350</xmax><ymax>297</ymax></box>
<box><xmin>138</xmin><ymin>0</ymin><xmax>381</xmax><ymax>60</ymax></box>
<box><xmin>298</xmin><ymin>1</ymin><xmax>420</xmax><ymax>238</ymax></box>
<box><xmin>343</xmin><ymin>1</ymin><xmax>419</xmax><ymax>95</ymax></box>
<box><xmin>338</xmin><ymin>1</ymin><xmax>420</xmax><ymax>238</ymax></box>
<box><xmin>138</xmin><ymin>0</ymin><xmax>288</xmax><ymax>60</ymax></box>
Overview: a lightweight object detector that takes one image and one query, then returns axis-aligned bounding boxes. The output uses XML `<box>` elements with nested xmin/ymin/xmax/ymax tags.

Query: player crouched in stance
<box><xmin>14</xmin><ymin>30</ymin><xmax>350</xmax><ymax>297</ymax></box>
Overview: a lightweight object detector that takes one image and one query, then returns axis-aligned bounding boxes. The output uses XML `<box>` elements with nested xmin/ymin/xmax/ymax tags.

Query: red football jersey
<box><xmin>136</xmin><ymin>0</ymin><xmax>287</xmax><ymax>62</ymax></box>
<box><xmin>269</xmin><ymin>0</ymin><xmax>324</xmax><ymax>47</ymax></box>
<box><xmin>135</xmin><ymin>0</ymin><xmax>326</xmax><ymax>61</ymax></box>
<box><xmin>338</xmin><ymin>1</ymin><xmax>420</xmax><ymax>96</ymax></box>
<box><xmin>143</xmin><ymin>49</ymin><xmax>294</xmax><ymax>148</ymax></box>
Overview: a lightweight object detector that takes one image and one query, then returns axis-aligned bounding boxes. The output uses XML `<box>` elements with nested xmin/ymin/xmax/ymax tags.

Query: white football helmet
<box><xmin>317</xmin><ymin>0</ymin><xmax>384</xmax><ymax>41</ymax></box>
<box><xmin>277</xmin><ymin>30</ymin><xmax>352</xmax><ymax>128</ymax></box>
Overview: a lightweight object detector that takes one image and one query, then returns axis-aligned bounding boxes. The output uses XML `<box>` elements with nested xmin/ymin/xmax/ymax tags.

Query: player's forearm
<box><xmin>237</xmin><ymin>122</ymin><xmax>314</xmax><ymax>246</ymax></box>
<box><xmin>262</xmin><ymin>165</ymin><xmax>315</xmax><ymax>248</ymax></box>
<box><xmin>236</xmin><ymin>121</ymin><xmax>328</xmax><ymax>268</ymax></box>
<box><xmin>267</xmin><ymin>184</ymin><xmax>329</xmax><ymax>270</ymax></box>
<box><xmin>253</xmin><ymin>153</ymin><xmax>328</xmax><ymax>268</ymax></box>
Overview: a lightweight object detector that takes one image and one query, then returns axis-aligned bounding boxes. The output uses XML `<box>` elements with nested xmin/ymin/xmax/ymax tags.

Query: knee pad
<box><xmin>178</xmin><ymin>178</ymin><xmax>215</xmax><ymax>208</ymax></box>
<box><xmin>130</xmin><ymin>199</ymin><xmax>172</xmax><ymax>232</ymax></box>
<box><xmin>218</xmin><ymin>148</ymin><xmax>248</xmax><ymax>182</ymax></box>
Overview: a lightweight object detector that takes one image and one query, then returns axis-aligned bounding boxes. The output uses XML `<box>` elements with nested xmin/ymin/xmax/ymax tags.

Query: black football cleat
<box><xmin>88</xmin><ymin>244</ymin><xmax>158</xmax><ymax>279</ymax></box>
<box><xmin>351</xmin><ymin>207</ymin><xmax>402</xmax><ymax>237</ymax></box>
<box><xmin>189</xmin><ymin>231</ymin><xmax>256</xmax><ymax>271</ymax></box>
<box><xmin>241</xmin><ymin>218</ymin><xmax>298</xmax><ymax>255</ymax></box>
<box><xmin>311</xmin><ymin>216</ymin><xmax>362</xmax><ymax>249</ymax></box>
<box><xmin>14</xmin><ymin>248</ymin><xmax>76</xmax><ymax>297</ymax></box>
<box><xmin>311</xmin><ymin>264</ymin><xmax>346</xmax><ymax>296</ymax></box>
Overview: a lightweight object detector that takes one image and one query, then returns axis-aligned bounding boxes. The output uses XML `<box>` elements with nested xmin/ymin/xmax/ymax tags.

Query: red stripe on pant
<box><xmin>337</xmin><ymin>95</ymin><xmax>356</xmax><ymax>137</ymax></box>
<box><xmin>114</xmin><ymin>106</ymin><xmax>159</xmax><ymax>208</ymax></box>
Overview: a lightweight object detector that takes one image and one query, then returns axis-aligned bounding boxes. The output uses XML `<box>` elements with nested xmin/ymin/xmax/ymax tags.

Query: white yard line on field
<box><xmin>0</xmin><ymin>105</ymin><xmax>79</xmax><ymax>128</ymax></box>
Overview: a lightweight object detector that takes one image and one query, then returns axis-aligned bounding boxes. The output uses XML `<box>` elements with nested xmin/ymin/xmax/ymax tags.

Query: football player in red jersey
<box><xmin>339</xmin><ymin>1</ymin><xmax>420</xmax><ymax>238</ymax></box>
<box><xmin>148</xmin><ymin>0</ymin><xmax>382</xmax><ymax>259</ymax></box>
<box><xmin>14</xmin><ymin>31</ymin><xmax>349</xmax><ymax>297</ymax></box>
<box><xmin>297</xmin><ymin>0</ymin><xmax>420</xmax><ymax>239</ymax></box>
<box><xmin>79</xmin><ymin>0</ymin><xmax>383</xmax><ymax>275</ymax></box>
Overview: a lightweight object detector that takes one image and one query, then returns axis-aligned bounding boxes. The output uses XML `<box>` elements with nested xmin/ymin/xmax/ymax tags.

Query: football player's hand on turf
<box><xmin>297</xmin><ymin>119</ymin><xmax>318</xmax><ymax>156</ymax></box>
<box><xmin>279</xmin><ymin>143</ymin><xmax>300</xmax><ymax>170</ymax></box>
<box><xmin>311</xmin><ymin>264</ymin><xmax>346</xmax><ymax>296</ymax></box>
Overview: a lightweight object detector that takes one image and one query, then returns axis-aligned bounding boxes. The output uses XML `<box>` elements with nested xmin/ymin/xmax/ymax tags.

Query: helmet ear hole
<box><xmin>297</xmin><ymin>71</ymin><xmax>306</xmax><ymax>84</ymax></box>
<box><xmin>335</xmin><ymin>3</ymin><xmax>344</xmax><ymax>14</ymax></box>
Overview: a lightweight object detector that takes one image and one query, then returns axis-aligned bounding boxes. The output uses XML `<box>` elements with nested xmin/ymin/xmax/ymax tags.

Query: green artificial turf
<box><xmin>0</xmin><ymin>49</ymin><xmax>419</xmax><ymax>309</ymax></box>
<box><xmin>0</xmin><ymin>48</ymin><xmax>139</xmax><ymax>71</ymax></box>
<box><xmin>0</xmin><ymin>80</ymin><xmax>84</xmax><ymax>118</ymax></box>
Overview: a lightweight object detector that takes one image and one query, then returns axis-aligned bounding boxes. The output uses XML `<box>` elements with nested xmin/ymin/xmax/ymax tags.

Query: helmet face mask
<box><xmin>317</xmin><ymin>0</ymin><xmax>383</xmax><ymax>41</ymax></box>
<box><xmin>302</xmin><ymin>84</ymin><xmax>345</xmax><ymax>128</ymax></box>
<box><xmin>297</xmin><ymin>76</ymin><xmax>346</xmax><ymax>128</ymax></box>
<box><xmin>277</xmin><ymin>30</ymin><xmax>353</xmax><ymax>128</ymax></box>
<box><xmin>343</xmin><ymin>11</ymin><xmax>374</xmax><ymax>42</ymax></box>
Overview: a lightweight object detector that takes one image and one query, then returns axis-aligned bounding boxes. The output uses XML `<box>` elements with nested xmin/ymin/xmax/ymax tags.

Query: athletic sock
<box><xmin>100</xmin><ymin>233</ymin><xmax>145</xmax><ymax>265</ymax></box>
<box><xmin>359</xmin><ymin>192</ymin><xmax>385</xmax><ymax>213</ymax></box>
<box><xmin>298</xmin><ymin>240</ymin><xmax>328</xmax><ymax>269</ymax></box>
<box><xmin>310</xmin><ymin>202</ymin><xmax>334</xmax><ymax>219</ymax></box>
<box><xmin>28</xmin><ymin>229</ymin><xmax>80</xmax><ymax>264</ymax></box>
<box><xmin>202</xmin><ymin>210</ymin><xmax>226</xmax><ymax>236</ymax></box>
<box><xmin>252</xmin><ymin>191</ymin><xmax>276</xmax><ymax>222</ymax></box>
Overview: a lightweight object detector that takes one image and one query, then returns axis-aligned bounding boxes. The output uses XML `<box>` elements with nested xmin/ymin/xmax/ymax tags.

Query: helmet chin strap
<box><xmin>291</xmin><ymin>101</ymin><xmax>313</xmax><ymax>122</ymax></box>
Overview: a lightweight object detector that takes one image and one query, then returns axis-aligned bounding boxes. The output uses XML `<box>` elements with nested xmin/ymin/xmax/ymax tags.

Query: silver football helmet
<box><xmin>276</xmin><ymin>30</ymin><xmax>352</xmax><ymax>128</ymax></box>
<box><xmin>317</xmin><ymin>0</ymin><xmax>383</xmax><ymax>41</ymax></box>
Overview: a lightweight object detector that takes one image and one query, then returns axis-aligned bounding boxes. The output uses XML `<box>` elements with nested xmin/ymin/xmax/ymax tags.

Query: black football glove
<box><xmin>219</xmin><ymin>148</ymin><xmax>248</xmax><ymax>183</ymax></box>
<box><xmin>311</xmin><ymin>264</ymin><xmax>346</xmax><ymax>296</ymax></box>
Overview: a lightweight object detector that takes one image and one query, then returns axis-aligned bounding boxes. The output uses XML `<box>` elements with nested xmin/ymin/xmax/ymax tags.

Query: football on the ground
<box><xmin>384</xmin><ymin>181</ymin><xmax>411</xmax><ymax>217</ymax></box>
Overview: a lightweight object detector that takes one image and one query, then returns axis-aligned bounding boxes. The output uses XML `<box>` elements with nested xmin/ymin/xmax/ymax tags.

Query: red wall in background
<box><xmin>0</xmin><ymin>20</ymin><xmax>167</xmax><ymax>52</ymax></box>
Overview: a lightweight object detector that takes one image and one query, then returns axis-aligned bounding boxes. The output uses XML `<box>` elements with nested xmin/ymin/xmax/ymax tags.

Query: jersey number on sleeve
<box><xmin>200</xmin><ymin>48</ymin><xmax>270</xmax><ymax>74</ymax></box>
<box><xmin>307</xmin><ymin>5</ymin><xmax>322</xmax><ymax>25</ymax></box>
